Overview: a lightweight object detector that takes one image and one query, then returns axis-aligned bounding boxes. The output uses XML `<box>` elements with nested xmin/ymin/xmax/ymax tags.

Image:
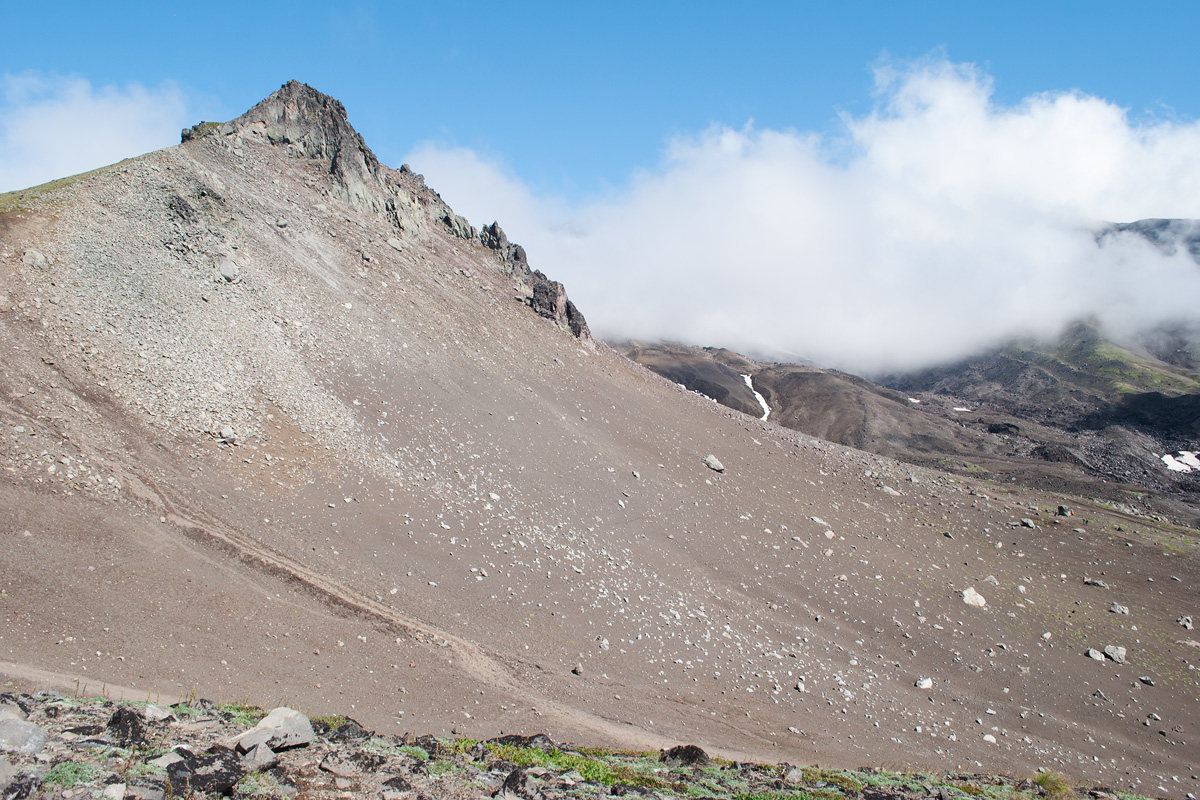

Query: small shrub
<box><xmin>1034</xmin><ymin>771</ymin><xmax>1074</xmax><ymax>800</ymax></box>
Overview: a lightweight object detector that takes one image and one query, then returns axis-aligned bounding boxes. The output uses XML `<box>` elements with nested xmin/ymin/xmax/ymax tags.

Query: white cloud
<box><xmin>0</xmin><ymin>73</ymin><xmax>192</xmax><ymax>194</ymax></box>
<box><xmin>406</xmin><ymin>59</ymin><xmax>1200</xmax><ymax>373</ymax></box>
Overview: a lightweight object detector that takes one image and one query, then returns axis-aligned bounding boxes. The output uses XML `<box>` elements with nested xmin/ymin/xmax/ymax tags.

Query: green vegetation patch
<box><xmin>0</xmin><ymin>166</ymin><xmax>113</xmax><ymax>213</ymax></box>
<box><xmin>236</xmin><ymin>770</ymin><xmax>284</xmax><ymax>798</ymax></box>
<box><xmin>484</xmin><ymin>743</ymin><xmax>666</xmax><ymax>789</ymax></box>
<box><xmin>396</xmin><ymin>744</ymin><xmax>430</xmax><ymax>762</ymax></box>
<box><xmin>219</xmin><ymin>701</ymin><xmax>268</xmax><ymax>727</ymax></box>
<box><xmin>311</xmin><ymin>714</ymin><xmax>349</xmax><ymax>730</ymax></box>
<box><xmin>43</xmin><ymin>760</ymin><xmax>103</xmax><ymax>787</ymax></box>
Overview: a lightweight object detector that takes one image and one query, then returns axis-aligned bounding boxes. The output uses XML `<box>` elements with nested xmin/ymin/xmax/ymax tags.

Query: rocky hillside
<box><xmin>621</xmin><ymin>323</ymin><xmax>1200</xmax><ymax>526</ymax></box>
<box><xmin>1</xmin><ymin>82</ymin><xmax>1197</xmax><ymax>798</ymax></box>
<box><xmin>0</xmin><ymin>693</ymin><xmax>1159</xmax><ymax>800</ymax></box>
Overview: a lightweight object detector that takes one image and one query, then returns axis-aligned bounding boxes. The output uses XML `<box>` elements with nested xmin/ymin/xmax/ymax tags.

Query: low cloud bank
<box><xmin>0</xmin><ymin>73</ymin><xmax>191</xmax><ymax>194</ymax></box>
<box><xmin>408</xmin><ymin>60</ymin><xmax>1200</xmax><ymax>374</ymax></box>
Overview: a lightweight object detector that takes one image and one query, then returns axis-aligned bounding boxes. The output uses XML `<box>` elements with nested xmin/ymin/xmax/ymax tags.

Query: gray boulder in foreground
<box><xmin>231</xmin><ymin>707</ymin><xmax>314</xmax><ymax>752</ymax></box>
<box><xmin>0</xmin><ymin>719</ymin><xmax>47</xmax><ymax>754</ymax></box>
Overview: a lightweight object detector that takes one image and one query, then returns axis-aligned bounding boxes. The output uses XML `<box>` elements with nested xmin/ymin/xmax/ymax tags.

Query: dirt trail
<box><xmin>130</xmin><ymin>468</ymin><xmax>684</xmax><ymax>754</ymax></box>
<box><xmin>0</xmin><ymin>660</ymin><xmax>181</xmax><ymax>706</ymax></box>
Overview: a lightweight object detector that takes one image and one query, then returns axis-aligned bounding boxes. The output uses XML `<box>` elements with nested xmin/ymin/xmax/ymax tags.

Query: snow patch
<box><xmin>1162</xmin><ymin>451</ymin><xmax>1199</xmax><ymax>473</ymax></box>
<box><xmin>742</xmin><ymin>374</ymin><xmax>770</xmax><ymax>421</ymax></box>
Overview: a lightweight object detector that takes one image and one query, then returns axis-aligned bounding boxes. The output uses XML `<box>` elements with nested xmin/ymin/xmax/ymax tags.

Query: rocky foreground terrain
<box><xmin>0</xmin><ymin>693</ymin><xmax>1172</xmax><ymax>800</ymax></box>
<box><xmin>0</xmin><ymin>82</ymin><xmax>1197</xmax><ymax>798</ymax></box>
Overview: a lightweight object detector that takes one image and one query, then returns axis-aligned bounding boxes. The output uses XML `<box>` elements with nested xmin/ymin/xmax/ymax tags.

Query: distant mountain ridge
<box><xmin>622</xmin><ymin>317</ymin><xmax>1200</xmax><ymax>524</ymax></box>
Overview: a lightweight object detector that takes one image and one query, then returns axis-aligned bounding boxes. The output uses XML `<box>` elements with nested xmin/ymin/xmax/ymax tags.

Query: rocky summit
<box><xmin>0</xmin><ymin>81</ymin><xmax>1197</xmax><ymax>799</ymax></box>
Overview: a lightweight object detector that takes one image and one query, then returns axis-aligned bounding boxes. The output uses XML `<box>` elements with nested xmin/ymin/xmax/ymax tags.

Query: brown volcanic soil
<box><xmin>0</xmin><ymin>84</ymin><xmax>1197</xmax><ymax>797</ymax></box>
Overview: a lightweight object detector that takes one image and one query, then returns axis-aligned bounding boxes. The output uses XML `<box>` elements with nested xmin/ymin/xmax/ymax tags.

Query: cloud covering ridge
<box><xmin>409</xmin><ymin>59</ymin><xmax>1200</xmax><ymax>373</ymax></box>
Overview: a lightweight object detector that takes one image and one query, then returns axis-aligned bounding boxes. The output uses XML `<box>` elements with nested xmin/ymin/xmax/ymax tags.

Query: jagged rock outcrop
<box><xmin>471</xmin><ymin>219</ymin><xmax>590</xmax><ymax>339</ymax></box>
<box><xmin>480</xmin><ymin>221</ymin><xmax>530</xmax><ymax>277</ymax></box>
<box><xmin>529</xmin><ymin>272</ymin><xmax>590</xmax><ymax>339</ymax></box>
<box><xmin>217</xmin><ymin>80</ymin><xmax>385</xmax><ymax>212</ymax></box>
<box><xmin>177</xmin><ymin>80</ymin><xmax>590</xmax><ymax>340</ymax></box>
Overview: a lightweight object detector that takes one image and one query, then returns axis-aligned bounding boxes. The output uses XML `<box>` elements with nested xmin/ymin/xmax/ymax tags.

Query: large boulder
<box><xmin>0</xmin><ymin>719</ymin><xmax>47</xmax><ymax>755</ymax></box>
<box><xmin>231</xmin><ymin>706</ymin><xmax>314</xmax><ymax>752</ymax></box>
<box><xmin>166</xmin><ymin>746</ymin><xmax>245</xmax><ymax>796</ymax></box>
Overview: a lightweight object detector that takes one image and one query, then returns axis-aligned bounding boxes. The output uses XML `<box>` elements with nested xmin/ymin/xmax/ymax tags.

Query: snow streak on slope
<box><xmin>743</xmin><ymin>374</ymin><xmax>770</xmax><ymax>421</ymax></box>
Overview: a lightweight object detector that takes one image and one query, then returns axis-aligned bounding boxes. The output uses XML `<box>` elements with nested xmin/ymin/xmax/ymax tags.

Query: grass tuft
<box><xmin>1033</xmin><ymin>771</ymin><xmax>1074</xmax><ymax>800</ymax></box>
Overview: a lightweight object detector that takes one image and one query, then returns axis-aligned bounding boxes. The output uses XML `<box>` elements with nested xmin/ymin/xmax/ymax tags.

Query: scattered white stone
<box><xmin>217</xmin><ymin>256</ymin><xmax>239</xmax><ymax>282</ymax></box>
<box><xmin>151</xmin><ymin>752</ymin><xmax>184</xmax><ymax>769</ymax></box>
<box><xmin>703</xmin><ymin>454</ymin><xmax>725</xmax><ymax>473</ymax></box>
<box><xmin>1103</xmin><ymin>645</ymin><xmax>1127</xmax><ymax>664</ymax></box>
<box><xmin>143</xmin><ymin>705</ymin><xmax>174</xmax><ymax>723</ymax></box>
<box><xmin>962</xmin><ymin>587</ymin><xmax>986</xmax><ymax>608</ymax></box>
<box><xmin>21</xmin><ymin>250</ymin><xmax>47</xmax><ymax>270</ymax></box>
<box><xmin>916</xmin><ymin>677</ymin><xmax>933</xmax><ymax>689</ymax></box>
<box><xmin>1086</xmin><ymin>648</ymin><xmax>1105</xmax><ymax>661</ymax></box>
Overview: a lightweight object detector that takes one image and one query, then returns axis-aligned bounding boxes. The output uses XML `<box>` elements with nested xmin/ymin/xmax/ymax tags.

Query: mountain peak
<box><xmin>184</xmin><ymin>80</ymin><xmax>385</xmax><ymax>212</ymax></box>
<box><xmin>176</xmin><ymin>80</ymin><xmax>590</xmax><ymax>340</ymax></box>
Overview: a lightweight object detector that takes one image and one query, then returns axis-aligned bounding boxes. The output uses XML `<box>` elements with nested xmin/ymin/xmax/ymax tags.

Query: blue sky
<box><xmin>6</xmin><ymin>2</ymin><xmax>1200</xmax><ymax>369</ymax></box>
<box><xmin>6</xmin><ymin>1</ymin><xmax>1199</xmax><ymax>199</ymax></box>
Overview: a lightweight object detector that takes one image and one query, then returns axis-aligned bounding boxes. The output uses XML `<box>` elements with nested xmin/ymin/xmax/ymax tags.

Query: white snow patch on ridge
<box><xmin>1162</xmin><ymin>451</ymin><xmax>1200</xmax><ymax>473</ymax></box>
<box><xmin>743</xmin><ymin>374</ymin><xmax>770</xmax><ymax>421</ymax></box>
